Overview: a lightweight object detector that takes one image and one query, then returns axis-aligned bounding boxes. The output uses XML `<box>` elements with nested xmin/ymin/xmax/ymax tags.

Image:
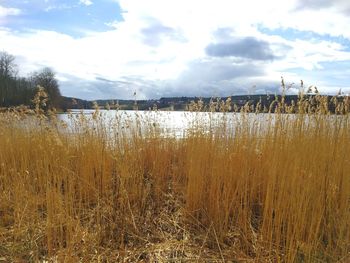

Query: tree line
<box><xmin>0</xmin><ymin>51</ymin><xmax>62</xmax><ymax>109</ymax></box>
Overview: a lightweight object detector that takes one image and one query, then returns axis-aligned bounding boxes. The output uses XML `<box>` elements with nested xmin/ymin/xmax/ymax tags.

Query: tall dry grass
<box><xmin>0</xmin><ymin>92</ymin><xmax>350</xmax><ymax>262</ymax></box>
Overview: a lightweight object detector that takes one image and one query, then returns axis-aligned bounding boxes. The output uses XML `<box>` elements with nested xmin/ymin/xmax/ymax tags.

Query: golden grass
<box><xmin>1</xmin><ymin>95</ymin><xmax>350</xmax><ymax>262</ymax></box>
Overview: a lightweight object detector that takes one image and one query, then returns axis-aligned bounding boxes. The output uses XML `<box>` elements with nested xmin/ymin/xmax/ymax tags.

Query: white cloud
<box><xmin>44</xmin><ymin>3</ymin><xmax>75</xmax><ymax>12</ymax></box>
<box><xmin>1</xmin><ymin>0</ymin><xmax>350</xmax><ymax>98</ymax></box>
<box><xmin>0</xmin><ymin>5</ymin><xmax>21</xmax><ymax>27</ymax></box>
<box><xmin>0</xmin><ymin>6</ymin><xmax>21</xmax><ymax>17</ymax></box>
<box><xmin>79</xmin><ymin>0</ymin><xmax>93</xmax><ymax>6</ymax></box>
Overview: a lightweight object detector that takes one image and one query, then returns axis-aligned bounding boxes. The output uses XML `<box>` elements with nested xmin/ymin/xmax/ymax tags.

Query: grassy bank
<box><xmin>1</xmin><ymin>96</ymin><xmax>350</xmax><ymax>262</ymax></box>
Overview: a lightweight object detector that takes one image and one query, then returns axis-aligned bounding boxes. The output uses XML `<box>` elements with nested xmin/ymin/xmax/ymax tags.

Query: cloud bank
<box><xmin>0</xmin><ymin>0</ymin><xmax>350</xmax><ymax>99</ymax></box>
<box><xmin>205</xmin><ymin>37</ymin><xmax>276</xmax><ymax>61</ymax></box>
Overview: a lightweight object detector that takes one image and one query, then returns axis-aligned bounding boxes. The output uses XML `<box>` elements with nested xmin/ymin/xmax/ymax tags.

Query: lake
<box><xmin>56</xmin><ymin>109</ymin><xmax>303</xmax><ymax>138</ymax></box>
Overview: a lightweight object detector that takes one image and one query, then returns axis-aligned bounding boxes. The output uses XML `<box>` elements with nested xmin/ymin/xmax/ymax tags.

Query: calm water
<box><xmin>56</xmin><ymin>109</ymin><xmax>345</xmax><ymax>138</ymax></box>
<box><xmin>56</xmin><ymin>109</ymin><xmax>282</xmax><ymax>138</ymax></box>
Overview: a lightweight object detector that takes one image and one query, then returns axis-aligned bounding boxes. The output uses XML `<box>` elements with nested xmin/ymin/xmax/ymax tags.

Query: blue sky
<box><xmin>1</xmin><ymin>0</ymin><xmax>350</xmax><ymax>99</ymax></box>
<box><xmin>3</xmin><ymin>0</ymin><xmax>124</xmax><ymax>36</ymax></box>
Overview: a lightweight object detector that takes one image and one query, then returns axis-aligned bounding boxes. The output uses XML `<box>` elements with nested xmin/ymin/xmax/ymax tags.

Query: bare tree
<box><xmin>0</xmin><ymin>51</ymin><xmax>17</xmax><ymax>78</ymax></box>
<box><xmin>0</xmin><ymin>52</ymin><xmax>62</xmax><ymax>108</ymax></box>
<box><xmin>0</xmin><ymin>52</ymin><xmax>21</xmax><ymax>106</ymax></box>
<box><xmin>31</xmin><ymin>67</ymin><xmax>62</xmax><ymax>109</ymax></box>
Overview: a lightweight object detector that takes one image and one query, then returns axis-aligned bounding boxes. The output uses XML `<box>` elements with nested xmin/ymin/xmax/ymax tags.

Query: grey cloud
<box><xmin>59</xmin><ymin>73</ymin><xmax>164</xmax><ymax>100</ymax></box>
<box><xmin>212</xmin><ymin>27</ymin><xmax>235</xmax><ymax>41</ymax></box>
<box><xmin>141</xmin><ymin>20</ymin><xmax>186</xmax><ymax>47</ymax></box>
<box><xmin>58</xmin><ymin>58</ymin><xmax>277</xmax><ymax>100</ymax></box>
<box><xmin>296</xmin><ymin>0</ymin><xmax>350</xmax><ymax>14</ymax></box>
<box><xmin>205</xmin><ymin>37</ymin><xmax>276</xmax><ymax>61</ymax></box>
<box><xmin>297</xmin><ymin>0</ymin><xmax>332</xmax><ymax>9</ymax></box>
<box><xmin>159</xmin><ymin>58</ymin><xmax>269</xmax><ymax>98</ymax></box>
<box><xmin>59</xmin><ymin>74</ymin><xmax>135</xmax><ymax>100</ymax></box>
<box><xmin>95</xmin><ymin>77</ymin><xmax>118</xmax><ymax>83</ymax></box>
<box><xmin>180</xmin><ymin>58</ymin><xmax>264</xmax><ymax>82</ymax></box>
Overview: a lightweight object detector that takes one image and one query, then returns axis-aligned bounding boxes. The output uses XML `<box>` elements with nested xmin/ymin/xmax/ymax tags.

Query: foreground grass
<box><xmin>1</xmin><ymin>99</ymin><xmax>350</xmax><ymax>262</ymax></box>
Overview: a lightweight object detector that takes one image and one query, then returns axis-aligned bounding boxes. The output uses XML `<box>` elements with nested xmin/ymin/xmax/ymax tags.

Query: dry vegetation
<box><xmin>1</xmin><ymin>88</ymin><xmax>350</xmax><ymax>262</ymax></box>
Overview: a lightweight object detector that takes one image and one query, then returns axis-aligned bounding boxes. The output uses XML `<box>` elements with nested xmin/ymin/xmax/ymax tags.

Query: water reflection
<box><xmin>57</xmin><ymin>110</ymin><xmax>275</xmax><ymax>138</ymax></box>
<box><xmin>57</xmin><ymin>109</ymin><xmax>346</xmax><ymax>139</ymax></box>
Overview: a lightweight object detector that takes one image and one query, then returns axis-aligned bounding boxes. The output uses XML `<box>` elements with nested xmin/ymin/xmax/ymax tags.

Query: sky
<box><xmin>1</xmin><ymin>0</ymin><xmax>350</xmax><ymax>100</ymax></box>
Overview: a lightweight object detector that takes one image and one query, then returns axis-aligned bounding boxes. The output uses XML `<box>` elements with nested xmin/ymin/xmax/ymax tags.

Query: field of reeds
<box><xmin>1</xmin><ymin>91</ymin><xmax>350</xmax><ymax>262</ymax></box>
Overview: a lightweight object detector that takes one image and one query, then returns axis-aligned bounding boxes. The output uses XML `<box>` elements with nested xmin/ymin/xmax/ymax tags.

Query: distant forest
<box><xmin>0</xmin><ymin>51</ymin><xmax>61</xmax><ymax>110</ymax></box>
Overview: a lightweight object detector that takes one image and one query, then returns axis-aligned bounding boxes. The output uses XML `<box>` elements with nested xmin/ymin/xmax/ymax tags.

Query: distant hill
<box><xmin>61</xmin><ymin>94</ymin><xmax>340</xmax><ymax>112</ymax></box>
